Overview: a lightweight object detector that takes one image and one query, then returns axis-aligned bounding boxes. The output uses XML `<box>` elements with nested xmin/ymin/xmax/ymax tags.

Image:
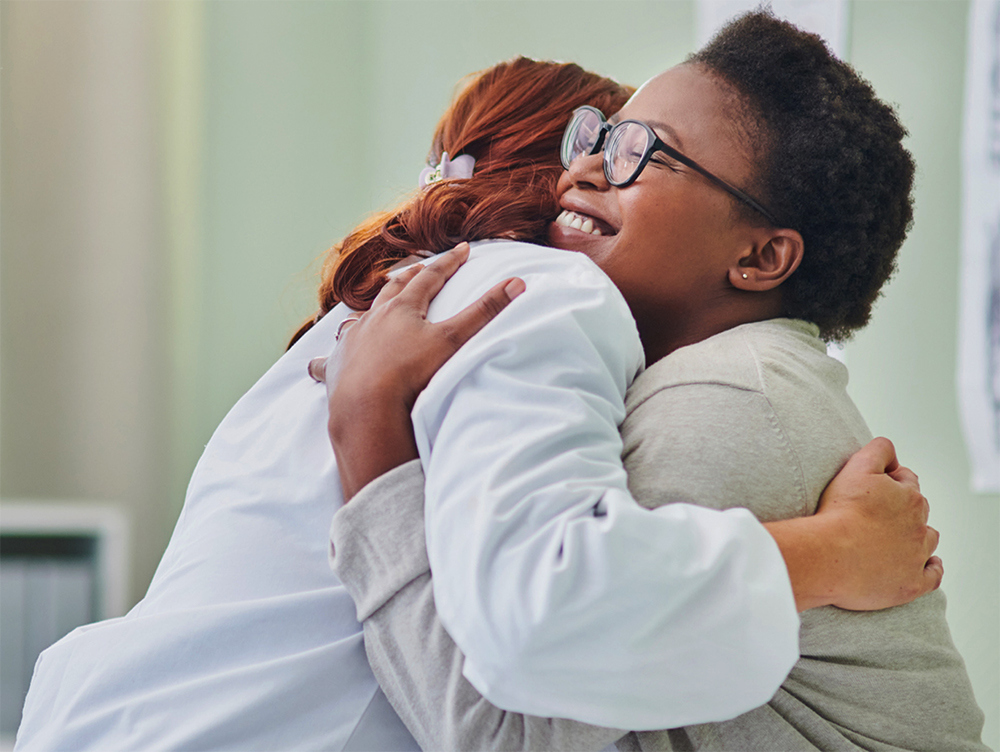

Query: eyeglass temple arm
<box><xmin>662</xmin><ymin>142</ymin><xmax>781</xmax><ymax>226</ymax></box>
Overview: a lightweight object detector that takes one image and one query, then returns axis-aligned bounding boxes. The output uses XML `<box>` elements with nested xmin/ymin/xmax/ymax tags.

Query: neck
<box><xmin>636</xmin><ymin>290</ymin><xmax>784</xmax><ymax>365</ymax></box>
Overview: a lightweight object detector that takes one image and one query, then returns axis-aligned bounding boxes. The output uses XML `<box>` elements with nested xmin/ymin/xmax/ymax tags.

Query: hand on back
<box><xmin>309</xmin><ymin>242</ymin><xmax>525</xmax><ymax>499</ymax></box>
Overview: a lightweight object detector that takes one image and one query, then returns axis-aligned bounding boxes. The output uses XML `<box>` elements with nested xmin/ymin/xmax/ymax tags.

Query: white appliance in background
<box><xmin>957</xmin><ymin>0</ymin><xmax>1000</xmax><ymax>494</ymax></box>
<box><xmin>0</xmin><ymin>502</ymin><xmax>129</xmax><ymax>750</ymax></box>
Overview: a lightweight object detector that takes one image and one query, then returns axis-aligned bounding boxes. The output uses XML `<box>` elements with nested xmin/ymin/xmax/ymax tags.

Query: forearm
<box><xmin>764</xmin><ymin>515</ymin><xmax>845</xmax><ymax>612</ymax></box>
<box><xmin>329</xmin><ymin>388</ymin><xmax>418</xmax><ymax>501</ymax></box>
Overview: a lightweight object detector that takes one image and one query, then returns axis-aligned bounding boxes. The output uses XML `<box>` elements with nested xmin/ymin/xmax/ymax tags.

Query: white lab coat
<box><xmin>15</xmin><ymin>240</ymin><xmax>797</xmax><ymax>750</ymax></box>
<box><xmin>15</xmin><ymin>304</ymin><xmax>417</xmax><ymax>752</ymax></box>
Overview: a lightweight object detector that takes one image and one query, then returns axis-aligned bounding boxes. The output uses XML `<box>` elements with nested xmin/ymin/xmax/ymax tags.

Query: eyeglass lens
<box><xmin>562</xmin><ymin>108</ymin><xmax>652</xmax><ymax>186</ymax></box>
<box><xmin>606</xmin><ymin>122</ymin><xmax>650</xmax><ymax>185</ymax></box>
<box><xmin>562</xmin><ymin>108</ymin><xmax>604</xmax><ymax>166</ymax></box>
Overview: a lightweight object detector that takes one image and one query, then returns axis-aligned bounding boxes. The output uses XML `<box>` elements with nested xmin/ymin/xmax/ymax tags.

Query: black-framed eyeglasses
<box><xmin>560</xmin><ymin>106</ymin><xmax>781</xmax><ymax>227</ymax></box>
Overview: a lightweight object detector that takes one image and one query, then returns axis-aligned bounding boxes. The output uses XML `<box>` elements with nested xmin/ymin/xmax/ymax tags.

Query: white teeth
<box><xmin>555</xmin><ymin>210</ymin><xmax>605</xmax><ymax>236</ymax></box>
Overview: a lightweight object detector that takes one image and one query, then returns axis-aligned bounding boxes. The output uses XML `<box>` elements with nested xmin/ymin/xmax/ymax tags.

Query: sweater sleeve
<box><xmin>330</xmin><ymin>460</ymin><xmax>629</xmax><ymax>752</ymax></box>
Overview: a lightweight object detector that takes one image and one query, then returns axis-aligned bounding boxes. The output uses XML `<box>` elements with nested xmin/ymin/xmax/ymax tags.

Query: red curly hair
<box><xmin>289</xmin><ymin>57</ymin><xmax>632</xmax><ymax>347</ymax></box>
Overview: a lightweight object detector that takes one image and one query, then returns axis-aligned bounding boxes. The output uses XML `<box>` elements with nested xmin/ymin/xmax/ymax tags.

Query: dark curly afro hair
<box><xmin>688</xmin><ymin>10</ymin><xmax>915</xmax><ymax>341</ymax></box>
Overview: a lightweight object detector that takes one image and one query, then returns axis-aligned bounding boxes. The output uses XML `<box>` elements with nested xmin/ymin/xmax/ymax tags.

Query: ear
<box><xmin>729</xmin><ymin>229</ymin><xmax>804</xmax><ymax>291</ymax></box>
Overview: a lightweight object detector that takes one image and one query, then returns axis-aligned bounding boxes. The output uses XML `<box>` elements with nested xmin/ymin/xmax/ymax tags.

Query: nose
<box><xmin>565</xmin><ymin>151</ymin><xmax>609</xmax><ymax>192</ymax></box>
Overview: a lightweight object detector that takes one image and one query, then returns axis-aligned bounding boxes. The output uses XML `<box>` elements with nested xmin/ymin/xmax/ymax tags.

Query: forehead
<box><xmin>617</xmin><ymin>64</ymin><xmax>747</xmax><ymax>158</ymax></box>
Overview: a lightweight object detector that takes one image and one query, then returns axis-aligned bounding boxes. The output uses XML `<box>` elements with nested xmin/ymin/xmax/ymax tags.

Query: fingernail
<box><xmin>308</xmin><ymin>357</ymin><xmax>326</xmax><ymax>382</ymax></box>
<box><xmin>504</xmin><ymin>278</ymin><xmax>526</xmax><ymax>300</ymax></box>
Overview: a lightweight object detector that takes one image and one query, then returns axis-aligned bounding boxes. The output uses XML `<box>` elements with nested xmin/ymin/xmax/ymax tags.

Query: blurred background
<box><xmin>1</xmin><ymin>0</ymin><xmax>996</xmax><ymax>747</ymax></box>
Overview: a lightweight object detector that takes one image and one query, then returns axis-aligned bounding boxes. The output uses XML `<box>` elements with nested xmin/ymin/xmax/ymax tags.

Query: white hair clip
<box><xmin>419</xmin><ymin>151</ymin><xmax>476</xmax><ymax>188</ymax></box>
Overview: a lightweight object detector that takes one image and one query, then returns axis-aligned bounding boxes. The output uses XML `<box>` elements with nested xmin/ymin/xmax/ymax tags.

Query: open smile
<box><xmin>554</xmin><ymin>210</ymin><xmax>617</xmax><ymax>237</ymax></box>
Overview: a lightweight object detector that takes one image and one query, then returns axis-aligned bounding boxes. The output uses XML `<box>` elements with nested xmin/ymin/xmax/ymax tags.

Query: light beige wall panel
<box><xmin>1</xmin><ymin>0</ymin><xmax>172</xmax><ymax>605</ymax></box>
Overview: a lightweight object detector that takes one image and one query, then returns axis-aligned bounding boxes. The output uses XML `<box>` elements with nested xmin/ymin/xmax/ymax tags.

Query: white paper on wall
<box><xmin>695</xmin><ymin>0</ymin><xmax>847</xmax><ymax>58</ymax></box>
<box><xmin>957</xmin><ymin>0</ymin><xmax>1000</xmax><ymax>493</ymax></box>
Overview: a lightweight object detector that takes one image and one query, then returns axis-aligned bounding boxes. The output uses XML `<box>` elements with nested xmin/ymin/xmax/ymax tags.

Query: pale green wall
<box><xmin>188</xmin><ymin>2</ymin><xmax>372</xmax><ymax>457</ymax></box>
<box><xmin>845</xmin><ymin>2</ymin><xmax>998</xmax><ymax>745</ymax></box>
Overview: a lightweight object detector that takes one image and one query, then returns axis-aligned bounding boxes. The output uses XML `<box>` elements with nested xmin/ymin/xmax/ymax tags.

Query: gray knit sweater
<box><xmin>330</xmin><ymin>319</ymin><xmax>987</xmax><ymax>752</ymax></box>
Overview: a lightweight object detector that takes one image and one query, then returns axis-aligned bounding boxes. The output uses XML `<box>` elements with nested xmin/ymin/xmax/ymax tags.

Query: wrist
<box><xmin>765</xmin><ymin>514</ymin><xmax>848</xmax><ymax>612</ymax></box>
<box><xmin>329</xmin><ymin>385</ymin><xmax>419</xmax><ymax>501</ymax></box>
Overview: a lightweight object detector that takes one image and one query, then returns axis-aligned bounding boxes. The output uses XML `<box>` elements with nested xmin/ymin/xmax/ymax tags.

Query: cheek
<box><xmin>554</xmin><ymin>170</ymin><xmax>573</xmax><ymax>197</ymax></box>
<box><xmin>620</xmin><ymin>184</ymin><xmax>685</xmax><ymax>233</ymax></box>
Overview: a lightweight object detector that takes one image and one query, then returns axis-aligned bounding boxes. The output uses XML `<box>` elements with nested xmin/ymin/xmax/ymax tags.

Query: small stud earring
<box><xmin>742</xmin><ymin>273</ymin><xmax>749</xmax><ymax>279</ymax></box>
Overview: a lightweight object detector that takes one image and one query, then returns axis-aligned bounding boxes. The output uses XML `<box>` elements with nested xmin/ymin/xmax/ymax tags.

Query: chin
<box><xmin>547</xmin><ymin>222</ymin><xmax>613</xmax><ymax>261</ymax></box>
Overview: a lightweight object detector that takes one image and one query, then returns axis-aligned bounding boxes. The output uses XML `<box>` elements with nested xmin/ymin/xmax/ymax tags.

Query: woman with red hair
<box><xmin>291</xmin><ymin>56</ymin><xmax>636</xmax><ymax>338</ymax></box>
<box><xmin>14</xmin><ymin>58</ymin><xmax>634</xmax><ymax>752</ymax></box>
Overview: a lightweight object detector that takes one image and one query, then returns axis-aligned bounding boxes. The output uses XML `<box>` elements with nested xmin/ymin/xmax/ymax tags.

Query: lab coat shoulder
<box><xmin>418</xmin><ymin>239</ymin><xmax>644</xmax><ymax>408</ymax></box>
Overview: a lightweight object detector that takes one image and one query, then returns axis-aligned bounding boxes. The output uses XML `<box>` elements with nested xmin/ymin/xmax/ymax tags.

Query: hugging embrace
<box><xmin>16</xmin><ymin>10</ymin><xmax>986</xmax><ymax>752</ymax></box>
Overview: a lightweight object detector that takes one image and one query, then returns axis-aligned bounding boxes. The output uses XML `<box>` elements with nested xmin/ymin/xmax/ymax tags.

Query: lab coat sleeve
<box><xmin>330</xmin><ymin>459</ymin><xmax>629</xmax><ymax>752</ymax></box>
<box><xmin>410</xmin><ymin>242</ymin><xmax>800</xmax><ymax>731</ymax></box>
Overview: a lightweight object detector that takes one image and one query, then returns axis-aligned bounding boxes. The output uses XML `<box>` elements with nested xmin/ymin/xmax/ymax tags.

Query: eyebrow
<box><xmin>644</xmin><ymin>119</ymin><xmax>684</xmax><ymax>150</ymax></box>
<box><xmin>609</xmin><ymin>113</ymin><xmax>684</xmax><ymax>151</ymax></box>
<box><xmin>607</xmin><ymin>112</ymin><xmax>684</xmax><ymax>151</ymax></box>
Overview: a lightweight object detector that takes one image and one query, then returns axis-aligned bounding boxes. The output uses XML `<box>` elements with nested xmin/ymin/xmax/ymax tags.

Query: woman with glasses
<box><xmin>14</xmin><ymin>59</ymin><xmax>637</xmax><ymax>752</ymax></box>
<box><xmin>317</xmin><ymin>12</ymin><xmax>986</xmax><ymax>752</ymax></box>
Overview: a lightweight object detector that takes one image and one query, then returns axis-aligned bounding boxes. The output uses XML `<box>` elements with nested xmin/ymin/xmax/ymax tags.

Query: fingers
<box><xmin>372</xmin><ymin>242</ymin><xmax>471</xmax><ymax>311</ymax></box>
<box><xmin>868</xmin><ymin>444</ymin><xmax>928</xmax><ymax>525</ymax></box>
<box><xmin>925</xmin><ymin>525</ymin><xmax>940</xmax><ymax>557</ymax></box>
<box><xmin>906</xmin><ymin>529</ymin><xmax>942</xmax><ymax>601</ymax></box>
<box><xmin>373</xmin><ymin>262</ymin><xmax>425</xmax><ymax>307</ymax></box>
<box><xmin>394</xmin><ymin>243</ymin><xmax>471</xmax><ymax>310</ymax></box>
<box><xmin>335</xmin><ymin>314</ymin><xmax>364</xmax><ymax>342</ymax></box>
<box><xmin>308</xmin><ymin>311</ymin><xmax>364</xmax><ymax>383</ymax></box>
<box><xmin>438</xmin><ymin>277</ymin><xmax>526</xmax><ymax>348</ymax></box>
<box><xmin>851</xmin><ymin>436</ymin><xmax>899</xmax><ymax>475</ymax></box>
<box><xmin>923</xmin><ymin>556</ymin><xmax>944</xmax><ymax>592</ymax></box>
<box><xmin>308</xmin><ymin>356</ymin><xmax>327</xmax><ymax>383</ymax></box>
<box><xmin>887</xmin><ymin>462</ymin><xmax>919</xmax><ymax>489</ymax></box>
<box><xmin>901</xmin><ymin>555</ymin><xmax>943</xmax><ymax>605</ymax></box>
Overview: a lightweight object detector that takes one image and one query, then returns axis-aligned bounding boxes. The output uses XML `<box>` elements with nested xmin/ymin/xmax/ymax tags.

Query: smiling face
<box><xmin>548</xmin><ymin>63</ymin><xmax>775</xmax><ymax>360</ymax></box>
